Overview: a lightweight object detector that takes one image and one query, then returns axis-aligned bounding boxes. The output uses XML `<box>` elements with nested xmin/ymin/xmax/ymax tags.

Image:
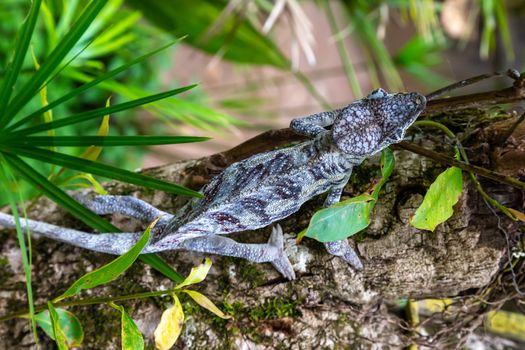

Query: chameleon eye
<box><xmin>367</xmin><ymin>88</ymin><xmax>387</xmax><ymax>100</ymax></box>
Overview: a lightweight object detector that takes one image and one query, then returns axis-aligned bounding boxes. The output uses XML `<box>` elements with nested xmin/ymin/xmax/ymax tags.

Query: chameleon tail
<box><xmin>0</xmin><ymin>212</ymin><xmax>141</xmax><ymax>255</ymax></box>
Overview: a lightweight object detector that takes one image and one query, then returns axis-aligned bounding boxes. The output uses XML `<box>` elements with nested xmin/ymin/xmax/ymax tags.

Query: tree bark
<box><xmin>0</xmin><ymin>113</ymin><xmax>523</xmax><ymax>349</ymax></box>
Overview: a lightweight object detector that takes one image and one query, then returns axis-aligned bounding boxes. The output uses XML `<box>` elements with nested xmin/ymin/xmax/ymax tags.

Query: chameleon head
<box><xmin>331</xmin><ymin>88</ymin><xmax>426</xmax><ymax>156</ymax></box>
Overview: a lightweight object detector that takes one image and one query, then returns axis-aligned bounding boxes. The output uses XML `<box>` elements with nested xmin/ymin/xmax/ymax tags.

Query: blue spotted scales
<box><xmin>0</xmin><ymin>89</ymin><xmax>426</xmax><ymax>280</ymax></box>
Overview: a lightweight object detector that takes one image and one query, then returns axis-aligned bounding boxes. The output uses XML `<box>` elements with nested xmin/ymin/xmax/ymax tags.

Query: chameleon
<box><xmin>0</xmin><ymin>88</ymin><xmax>426</xmax><ymax>280</ymax></box>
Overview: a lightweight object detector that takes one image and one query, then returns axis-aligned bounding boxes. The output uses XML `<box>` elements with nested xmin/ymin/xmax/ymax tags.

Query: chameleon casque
<box><xmin>0</xmin><ymin>89</ymin><xmax>426</xmax><ymax>280</ymax></box>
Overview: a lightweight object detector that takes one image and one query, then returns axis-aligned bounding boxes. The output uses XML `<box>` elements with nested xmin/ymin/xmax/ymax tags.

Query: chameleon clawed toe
<box><xmin>268</xmin><ymin>225</ymin><xmax>296</xmax><ymax>280</ymax></box>
<box><xmin>324</xmin><ymin>240</ymin><xmax>364</xmax><ymax>270</ymax></box>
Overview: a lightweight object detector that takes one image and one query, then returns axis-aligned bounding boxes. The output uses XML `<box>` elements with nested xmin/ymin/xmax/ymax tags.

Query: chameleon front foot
<box><xmin>269</xmin><ymin>225</ymin><xmax>296</xmax><ymax>280</ymax></box>
<box><xmin>324</xmin><ymin>240</ymin><xmax>363</xmax><ymax>270</ymax></box>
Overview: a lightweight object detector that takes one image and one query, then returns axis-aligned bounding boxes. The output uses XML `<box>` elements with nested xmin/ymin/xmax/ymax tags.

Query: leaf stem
<box><xmin>0</xmin><ymin>286</ymin><xmax>188</xmax><ymax>322</ymax></box>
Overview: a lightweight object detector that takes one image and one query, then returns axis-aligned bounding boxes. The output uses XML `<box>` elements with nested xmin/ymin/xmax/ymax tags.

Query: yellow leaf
<box><xmin>175</xmin><ymin>258</ymin><xmax>212</xmax><ymax>289</ymax></box>
<box><xmin>508</xmin><ymin>208</ymin><xmax>525</xmax><ymax>223</ymax></box>
<box><xmin>61</xmin><ymin>174</ymin><xmax>108</xmax><ymax>195</ymax></box>
<box><xmin>80</xmin><ymin>97</ymin><xmax>111</xmax><ymax>162</ymax></box>
<box><xmin>417</xmin><ymin>298</ymin><xmax>453</xmax><ymax>314</ymax></box>
<box><xmin>31</xmin><ymin>46</ymin><xmax>55</xmax><ymax>157</ymax></box>
<box><xmin>154</xmin><ymin>295</ymin><xmax>185</xmax><ymax>350</ymax></box>
<box><xmin>183</xmin><ymin>290</ymin><xmax>231</xmax><ymax>319</ymax></box>
<box><xmin>485</xmin><ymin>310</ymin><xmax>525</xmax><ymax>342</ymax></box>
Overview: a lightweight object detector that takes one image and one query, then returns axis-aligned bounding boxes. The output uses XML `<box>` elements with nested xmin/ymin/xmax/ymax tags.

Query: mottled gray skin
<box><xmin>0</xmin><ymin>89</ymin><xmax>426</xmax><ymax>280</ymax></box>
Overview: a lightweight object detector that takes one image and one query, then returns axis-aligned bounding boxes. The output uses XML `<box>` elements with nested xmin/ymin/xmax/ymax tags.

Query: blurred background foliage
<box><xmin>0</xmin><ymin>0</ymin><xmax>521</xmax><ymax>200</ymax></box>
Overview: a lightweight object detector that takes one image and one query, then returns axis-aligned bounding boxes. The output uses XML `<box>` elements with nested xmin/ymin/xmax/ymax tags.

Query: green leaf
<box><xmin>154</xmin><ymin>294</ymin><xmax>185</xmax><ymax>350</ymax></box>
<box><xmin>110</xmin><ymin>304</ymin><xmax>144</xmax><ymax>350</ymax></box>
<box><xmin>7</xmin><ymin>41</ymin><xmax>179</xmax><ymax>131</ymax></box>
<box><xmin>4</xmin><ymin>0</ymin><xmax>107</xmax><ymax>120</ymax></box>
<box><xmin>6</xmin><ymin>135</ymin><xmax>209</xmax><ymax>147</ymax></box>
<box><xmin>35</xmin><ymin>308</ymin><xmax>84</xmax><ymax>347</ymax></box>
<box><xmin>183</xmin><ymin>290</ymin><xmax>231</xmax><ymax>319</ymax></box>
<box><xmin>126</xmin><ymin>0</ymin><xmax>289</xmax><ymax>68</ymax></box>
<box><xmin>0</xmin><ymin>0</ymin><xmax>42</xmax><ymax>124</ymax></box>
<box><xmin>0</xmin><ymin>163</ymin><xmax>37</xmax><ymax>338</ymax></box>
<box><xmin>302</xmin><ymin>148</ymin><xmax>395</xmax><ymax>242</ymax></box>
<box><xmin>2</xmin><ymin>146</ymin><xmax>202</xmax><ymax>197</ymax></box>
<box><xmin>175</xmin><ymin>258</ymin><xmax>212</xmax><ymax>289</ymax></box>
<box><xmin>54</xmin><ymin>221</ymin><xmax>152</xmax><ymax>302</ymax></box>
<box><xmin>301</xmin><ymin>194</ymin><xmax>374</xmax><ymax>242</ymax></box>
<box><xmin>46</xmin><ymin>303</ymin><xmax>69</xmax><ymax>350</ymax></box>
<box><xmin>9</xmin><ymin>85</ymin><xmax>197</xmax><ymax>136</ymax></box>
<box><xmin>410</xmin><ymin>167</ymin><xmax>463</xmax><ymax>231</ymax></box>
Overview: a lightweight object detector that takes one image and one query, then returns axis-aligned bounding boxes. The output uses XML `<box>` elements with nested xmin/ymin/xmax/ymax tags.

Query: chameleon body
<box><xmin>0</xmin><ymin>89</ymin><xmax>426</xmax><ymax>280</ymax></box>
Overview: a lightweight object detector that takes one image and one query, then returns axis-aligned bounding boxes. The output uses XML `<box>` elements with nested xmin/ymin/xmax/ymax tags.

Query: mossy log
<box><xmin>0</xmin><ymin>114</ymin><xmax>523</xmax><ymax>349</ymax></box>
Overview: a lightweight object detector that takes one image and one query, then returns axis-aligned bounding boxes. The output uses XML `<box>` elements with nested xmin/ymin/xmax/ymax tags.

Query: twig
<box><xmin>424</xmin><ymin>79</ymin><xmax>525</xmax><ymax>115</ymax></box>
<box><xmin>498</xmin><ymin>111</ymin><xmax>525</xmax><ymax>145</ymax></box>
<box><xmin>393</xmin><ymin>142</ymin><xmax>525</xmax><ymax>192</ymax></box>
<box><xmin>426</xmin><ymin>72</ymin><xmax>502</xmax><ymax>101</ymax></box>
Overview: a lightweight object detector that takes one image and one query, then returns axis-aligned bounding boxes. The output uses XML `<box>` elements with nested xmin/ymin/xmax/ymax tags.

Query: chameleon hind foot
<box><xmin>165</xmin><ymin>225</ymin><xmax>295</xmax><ymax>280</ymax></box>
<box><xmin>324</xmin><ymin>239</ymin><xmax>363</xmax><ymax>270</ymax></box>
<box><xmin>269</xmin><ymin>225</ymin><xmax>296</xmax><ymax>280</ymax></box>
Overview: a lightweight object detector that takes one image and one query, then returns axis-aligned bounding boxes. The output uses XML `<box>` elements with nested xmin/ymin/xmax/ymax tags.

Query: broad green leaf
<box><xmin>154</xmin><ymin>295</ymin><xmax>185</xmax><ymax>350</ymax></box>
<box><xmin>183</xmin><ymin>290</ymin><xmax>231</xmax><ymax>319</ymax></box>
<box><xmin>175</xmin><ymin>258</ymin><xmax>212</xmax><ymax>289</ymax></box>
<box><xmin>47</xmin><ymin>303</ymin><xmax>69</xmax><ymax>350</ymax></box>
<box><xmin>2</xmin><ymin>146</ymin><xmax>202</xmax><ymax>197</ymax></box>
<box><xmin>0</xmin><ymin>0</ymin><xmax>42</xmax><ymax>126</ymax></box>
<box><xmin>410</xmin><ymin>167</ymin><xmax>463</xmax><ymax>231</ymax></box>
<box><xmin>35</xmin><ymin>308</ymin><xmax>84</xmax><ymax>347</ymax></box>
<box><xmin>9</xmin><ymin>85</ymin><xmax>197</xmax><ymax>137</ymax></box>
<box><xmin>301</xmin><ymin>195</ymin><xmax>374</xmax><ymax>242</ymax></box>
<box><xmin>54</xmin><ymin>221</ymin><xmax>153</xmax><ymax>302</ymax></box>
<box><xmin>111</xmin><ymin>304</ymin><xmax>144</xmax><ymax>350</ymax></box>
<box><xmin>4</xmin><ymin>136</ymin><xmax>209</xmax><ymax>147</ymax></box>
<box><xmin>4</xmin><ymin>0</ymin><xmax>107</xmax><ymax>120</ymax></box>
<box><xmin>126</xmin><ymin>0</ymin><xmax>289</xmax><ymax>68</ymax></box>
<box><xmin>302</xmin><ymin>148</ymin><xmax>395</xmax><ymax>242</ymax></box>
